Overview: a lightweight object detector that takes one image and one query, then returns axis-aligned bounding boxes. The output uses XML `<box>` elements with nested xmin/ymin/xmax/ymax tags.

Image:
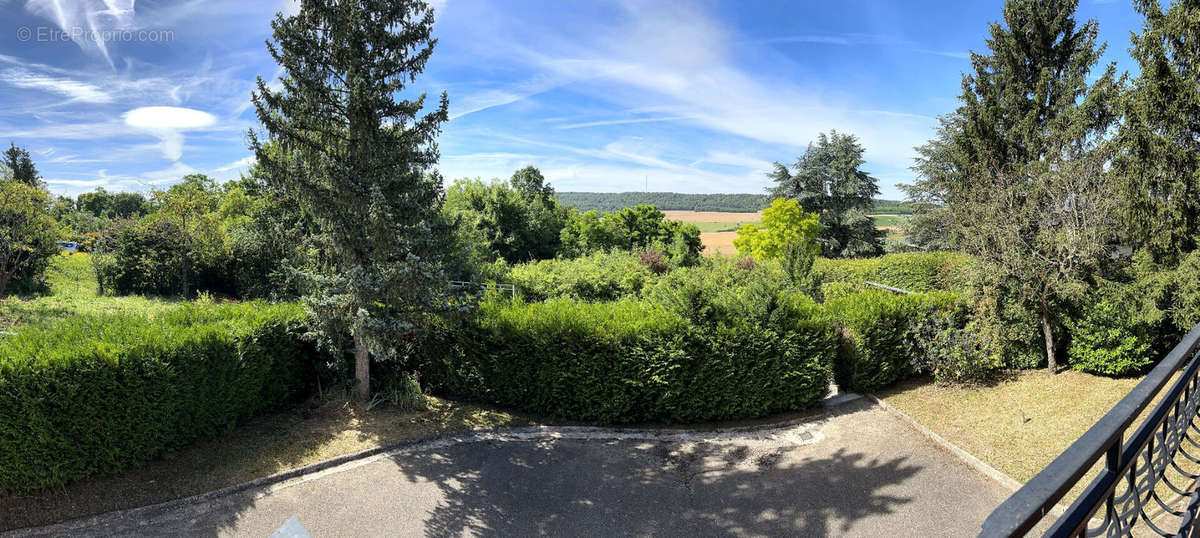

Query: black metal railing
<box><xmin>980</xmin><ymin>323</ymin><xmax>1200</xmax><ymax>537</ymax></box>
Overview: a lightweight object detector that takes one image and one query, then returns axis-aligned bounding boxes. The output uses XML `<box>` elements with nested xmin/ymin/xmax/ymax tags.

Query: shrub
<box><xmin>826</xmin><ymin>290</ymin><xmax>960</xmax><ymax>392</ymax></box>
<box><xmin>505</xmin><ymin>251</ymin><xmax>652</xmax><ymax>301</ymax></box>
<box><xmin>412</xmin><ymin>296</ymin><xmax>837</xmax><ymax>424</ymax></box>
<box><xmin>643</xmin><ymin>257</ymin><xmax>795</xmax><ymax>326</ymax></box>
<box><xmin>811</xmin><ymin>252</ymin><xmax>974</xmax><ymax>295</ymax></box>
<box><xmin>909</xmin><ymin>302</ymin><xmax>1001</xmax><ymax>384</ymax></box>
<box><xmin>637</xmin><ymin>248</ymin><xmax>669</xmax><ymax>274</ymax></box>
<box><xmin>733</xmin><ymin>255</ymin><xmax>756</xmax><ymax>272</ymax></box>
<box><xmin>1067</xmin><ymin>284</ymin><xmax>1156</xmax><ymax>377</ymax></box>
<box><xmin>820</xmin><ymin>281</ymin><xmax>868</xmax><ymax>302</ymax></box>
<box><xmin>0</xmin><ymin>302</ymin><xmax>322</xmax><ymax>493</ymax></box>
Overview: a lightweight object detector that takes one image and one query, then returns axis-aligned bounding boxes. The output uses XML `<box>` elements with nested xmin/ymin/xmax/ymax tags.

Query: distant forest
<box><xmin>555</xmin><ymin>192</ymin><xmax>912</xmax><ymax>214</ymax></box>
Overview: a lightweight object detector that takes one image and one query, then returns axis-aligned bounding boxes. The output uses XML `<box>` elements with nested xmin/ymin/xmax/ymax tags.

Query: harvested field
<box><xmin>700</xmin><ymin>231</ymin><xmax>739</xmax><ymax>256</ymax></box>
<box><xmin>662</xmin><ymin>210</ymin><xmax>762</xmax><ymax>223</ymax></box>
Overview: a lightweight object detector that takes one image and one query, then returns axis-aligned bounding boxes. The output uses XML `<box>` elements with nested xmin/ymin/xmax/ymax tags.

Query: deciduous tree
<box><xmin>733</xmin><ymin>198</ymin><xmax>821</xmax><ymax>283</ymax></box>
<box><xmin>0</xmin><ymin>170</ymin><xmax>57</xmax><ymax>296</ymax></box>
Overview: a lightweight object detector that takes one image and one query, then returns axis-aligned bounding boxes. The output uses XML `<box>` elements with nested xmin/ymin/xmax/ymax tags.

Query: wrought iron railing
<box><xmin>980</xmin><ymin>323</ymin><xmax>1200</xmax><ymax>537</ymax></box>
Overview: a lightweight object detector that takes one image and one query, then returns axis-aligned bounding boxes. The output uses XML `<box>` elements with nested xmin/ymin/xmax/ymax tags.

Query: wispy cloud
<box><xmin>555</xmin><ymin>116</ymin><xmax>691</xmax><ymax>130</ymax></box>
<box><xmin>2</xmin><ymin>68</ymin><xmax>113</xmax><ymax>103</ymax></box>
<box><xmin>23</xmin><ymin>0</ymin><xmax>137</xmax><ymax>67</ymax></box>
<box><xmin>916</xmin><ymin>49</ymin><xmax>971</xmax><ymax>59</ymax></box>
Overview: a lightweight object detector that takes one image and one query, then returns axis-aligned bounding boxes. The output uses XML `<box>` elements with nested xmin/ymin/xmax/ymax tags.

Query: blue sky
<box><xmin>0</xmin><ymin>0</ymin><xmax>1144</xmax><ymax>199</ymax></box>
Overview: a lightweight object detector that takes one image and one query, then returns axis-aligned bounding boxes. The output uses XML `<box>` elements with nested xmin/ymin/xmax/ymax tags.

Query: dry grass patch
<box><xmin>0</xmin><ymin>395</ymin><xmax>537</xmax><ymax>531</ymax></box>
<box><xmin>879</xmin><ymin>370</ymin><xmax>1141</xmax><ymax>484</ymax></box>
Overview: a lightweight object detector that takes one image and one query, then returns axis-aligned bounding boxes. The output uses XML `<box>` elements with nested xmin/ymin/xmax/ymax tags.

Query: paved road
<box><xmin>15</xmin><ymin>399</ymin><xmax>1011</xmax><ymax>537</ymax></box>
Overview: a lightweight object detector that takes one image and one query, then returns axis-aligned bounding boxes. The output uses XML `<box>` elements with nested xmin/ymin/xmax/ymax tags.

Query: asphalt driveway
<box><xmin>11</xmin><ymin>399</ymin><xmax>1011</xmax><ymax>537</ymax></box>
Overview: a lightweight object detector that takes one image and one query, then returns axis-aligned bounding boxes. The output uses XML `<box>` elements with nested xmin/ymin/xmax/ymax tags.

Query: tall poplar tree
<box><xmin>903</xmin><ymin>0</ymin><xmax>1120</xmax><ymax>371</ymax></box>
<box><xmin>1114</xmin><ymin>0</ymin><xmax>1200</xmax><ymax>263</ymax></box>
<box><xmin>768</xmin><ymin>130</ymin><xmax>883</xmax><ymax>258</ymax></box>
<box><xmin>250</xmin><ymin>0</ymin><xmax>451</xmax><ymax>401</ymax></box>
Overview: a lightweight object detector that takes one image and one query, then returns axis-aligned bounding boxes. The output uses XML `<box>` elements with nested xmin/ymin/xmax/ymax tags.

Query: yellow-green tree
<box><xmin>734</xmin><ymin>198</ymin><xmax>821</xmax><ymax>282</ymax></box>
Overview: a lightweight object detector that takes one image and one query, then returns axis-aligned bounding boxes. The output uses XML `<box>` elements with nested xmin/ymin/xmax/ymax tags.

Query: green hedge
<box><xmin>504</xmin><ymin>251</ymin><xmax>652</xmax><ymax>302</ymax></box>
<box><xmin>827</xmin><ymin>290</ymin><xmax>960</xmax><ymax>392</ymax></box>
<box><xmin>812</xmin><ymin>252</ymin><xmax>974</xmax><ymax>295</ymax></box>
<box><xmin>0</xmin><ymin>302</ymin><xmax>321</xmax><ymax>494</ymax></box>
<box><xmin>413</xmin><ymin>296</ymin><xmax>837</xmax><ymax>424</ymax></box>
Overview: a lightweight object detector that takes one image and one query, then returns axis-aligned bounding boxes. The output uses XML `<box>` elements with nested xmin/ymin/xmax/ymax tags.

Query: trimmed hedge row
<box><xmin>812</xmin><ymin>252</ymin><xmax>974</xmax><ymax>295</ymax></box>
<box><xmin>0</xmin><ymin>302</ymin><xmax>321</xmax><ymax>494</ymax></box>
<box><xmin>826</xmin><ymin>290</ymin><xmax>961</xmax><ymax>392</ymax></box>
<box><xmin>413</xmin><ymin>296</ymin><xmax>838</xmax><ymax>424</ymax></box>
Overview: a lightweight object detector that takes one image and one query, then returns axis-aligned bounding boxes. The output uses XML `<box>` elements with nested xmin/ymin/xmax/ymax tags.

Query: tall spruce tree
<box><xmin>249</xmin><ymin>0</ymin><xmax>451</xmax><ymax>401</ymax></box>
<box><xmin>903</xmin><ymin>0</ymin><xmax>1120</xmax><ymax>371</ymax></box>
<box><xmin>1114</xmin><ymin>0</ymin><xmax>1200</xmax><ymax>263</ymax></box>
<box><xmin>768</xmin><ymin>130</ymin><xmax>883</xmax><ymax>258</ymax></box>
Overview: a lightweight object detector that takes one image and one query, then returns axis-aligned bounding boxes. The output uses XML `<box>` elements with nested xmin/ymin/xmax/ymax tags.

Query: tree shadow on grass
<box><xmin>0</xmin><ymin>396</ymin><xmax>526</xmax><ymax>533</ymax></box>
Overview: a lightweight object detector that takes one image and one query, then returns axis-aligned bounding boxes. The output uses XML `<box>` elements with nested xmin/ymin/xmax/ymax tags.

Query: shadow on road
<box><xmin>382</xmin><ymin>435</ymin><xmax>922</xmax><ymax>536</ymax></box>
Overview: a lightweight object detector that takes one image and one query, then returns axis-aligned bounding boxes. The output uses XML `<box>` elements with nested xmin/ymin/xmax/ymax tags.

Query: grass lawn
<box><xmin>0</xmin><ymin>394</ymin><xmax>533</xmax><ymax>531</ymax></box>
<box><xmin>880</xmin><ymin>370</ymin><xmax>1140</xmax><ymax>483</ymax></box>
<box><xmin>879</xmin><ymin>369</ymin><xmax>1154</xmax><ymax>512</ymax></box>
<box><xmin>0</xmin><ymin>253</ymin><xmax>179</xmax><ymax>332</ymax></box>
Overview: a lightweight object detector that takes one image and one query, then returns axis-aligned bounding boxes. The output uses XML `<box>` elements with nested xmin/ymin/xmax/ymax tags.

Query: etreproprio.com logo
<box><xmin>16</xmin><ymin>26</ymin><xmax>174</xmax><ymax>43</ymax></box>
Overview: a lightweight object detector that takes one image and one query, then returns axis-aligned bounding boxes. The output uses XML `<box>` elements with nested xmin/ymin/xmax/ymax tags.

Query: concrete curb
<box><xmin>6</xmin><ymin>393</ymin><xmax>863</xmax><ymax>537</ymax></box>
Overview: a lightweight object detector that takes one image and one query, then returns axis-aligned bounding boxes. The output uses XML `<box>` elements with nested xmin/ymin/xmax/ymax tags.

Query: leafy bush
<box><xmin>826</xmin><ymin>290</ymin><xmax>961</xmax><ymax>392</ymax></box>
<box><xmin>1067</xmin><ymin>284</ymin><xmax>1156</xmax><ymax>376</ymax></box>
<box><xmin>0</xmin><ymin>302</ymin><xmax>323</xmax><ymax>493</ymax></box>
<box><xmin>412</xmin><ymin>296</ymin><xmax>837</xmax><ymax>424</ymax></box>
<box><xmin>642</xmin><ymin>257</ymin><xmax>795</xmax><ymax>326</ymax></box>
<box><xmin>909</xmin><ymin>301</ymin><xmax>1001</xmax><ymax>384</ymax></box>
<box><xmin>505</xmin><ymin>251</ymin><xmax>652</xmax><ymax>301</ymax></box>
<box><xmin>93</xmin><ymin>218</ymin><xmax>232</xmax><ymax>297</ymax></box>
<box><xmin>0</xmin><ymin>179</ymin><xmax>59</xmax><ymax>296</ymax></box>
<box><xmin>811</xmin><ymin>252</ymin><xmax>974</xmax><ymax>295</ymax></box>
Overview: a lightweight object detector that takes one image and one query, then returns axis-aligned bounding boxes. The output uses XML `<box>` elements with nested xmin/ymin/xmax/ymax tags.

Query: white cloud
<box><xmin>555</xmin><ymin>116</ymin><xmax>690</xmax><ymax>130</ymax></box>
<box><xmin>278</xmin><ymin>0</ymin><xmax>301</xmax><ymax>17</ymax></box>
<box><xmin>44</xmin><ymin>177</ymin><xmax>110</xmax><ymax>187</ymax></box>
<box><xmin>122</xmin><ymin>106</ymin><xmax>217</xmax><ymax>161</ymax></box>
<box><xmin>123</xmin><ymin>106</ymin><xmax>217</xmax><ymax>129</ymax></box>
<box><xmin>2</xmin><ymin>68</ymin><xmax>113</xmax><ymax>103</ymax></box>
<box><xmin>691</xmin><ymin>151</ymin><xmax>774</xmax><ymax>172</ymax></box>
<box><xmin>140</xmin><ymin>161</ymin><xmax>199</xmax><ymax>184</ymax></box>
<box><xmin>214</xmin><ymin>155</ymin><xmax>255</xmax><ymax>173</ymax></box>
